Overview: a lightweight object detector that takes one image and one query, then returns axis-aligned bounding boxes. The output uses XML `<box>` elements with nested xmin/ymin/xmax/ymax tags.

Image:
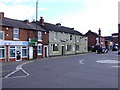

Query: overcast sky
<box><xmin>0</xmin><ymin>0</ymin><xmax>119</xmax><ymax>36</ymax></box>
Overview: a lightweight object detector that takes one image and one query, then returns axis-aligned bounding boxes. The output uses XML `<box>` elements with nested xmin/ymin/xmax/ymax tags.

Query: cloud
<box><xmin>0</xmin><ymin>1</ymin><xmax>47</xmax><ymax>21</ymax></box>
<box><xmin>49</xmin><ymin>0</ymin><xmax>119</xmax><ymax>36</ymax></box>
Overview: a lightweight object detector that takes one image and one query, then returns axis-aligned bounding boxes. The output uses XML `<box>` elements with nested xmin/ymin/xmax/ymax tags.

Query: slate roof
<box><xmin>1</xmin><ymin>17</ymin><xmax>45</xmax><ymax>31</ymax></box>
<box><xmin>39</xmin><ymin>22</ymin><xmax>84</xmax><ymax>36</ymax></box>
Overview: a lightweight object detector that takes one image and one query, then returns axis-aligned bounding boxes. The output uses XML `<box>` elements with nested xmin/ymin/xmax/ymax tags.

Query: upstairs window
<box><xmin>38</xmin><ymin>31</ymin><xmax>42</xmax><ymax>41</ymax></box>
<box><xmin>70</xmin><ymin>35</ymin><xmax>72</xmax><ymax>40</ymax></box>
<box><xmin>0</xmin><ymin>31</ymin><xmax>4</xmax><ymax>40</ymax></box>
<box><xmin>13</xmin><ymin>28</ymin><xmax>19</xmax><ymax>40</ymax></box>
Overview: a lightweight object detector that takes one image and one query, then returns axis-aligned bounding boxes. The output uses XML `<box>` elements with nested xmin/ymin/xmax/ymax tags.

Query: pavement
<box><xmin>1</xmin><ymin>51</ymin><xmax>120</xmax><ymax>88</ymax></box>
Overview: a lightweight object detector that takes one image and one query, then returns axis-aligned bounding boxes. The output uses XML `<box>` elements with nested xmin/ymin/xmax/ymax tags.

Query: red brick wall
<box><xmin>85</xmin><ymin>32</ymin><xmax>97</xmax><ymax>47</ymax></box>
<box><xmin>42</xmin><ymin>32</ymin><xmax>49</xmax><ymax>45</ymax></box>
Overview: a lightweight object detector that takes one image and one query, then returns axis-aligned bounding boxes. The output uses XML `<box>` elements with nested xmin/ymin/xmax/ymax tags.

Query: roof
<box><xmin>39</xmin><ymin>22</ymin><xmax>84</xmax><ymax>36</ymax></box>
<box><xmin>85</xmin><ymin>30</ymin><xmax>104</xmax><ymax>38</ymax></box>
<box><xmin>1</xmin><ymin>17</ymin><xmax>45</xmax><ymax>31</ymax></box>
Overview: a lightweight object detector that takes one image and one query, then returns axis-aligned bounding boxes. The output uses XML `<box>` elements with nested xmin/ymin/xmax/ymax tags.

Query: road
<box><xmin>2</xmin><ymin>51</ymin><xmax>119</xmax><ymax>88</ymax></box>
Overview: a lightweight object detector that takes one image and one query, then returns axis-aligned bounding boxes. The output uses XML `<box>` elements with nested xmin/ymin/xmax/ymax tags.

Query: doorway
<box><xmin>16</xmin><ymin>46</ymin><xmax>21</xmax><ymax>61</ymax></box>
<box><xmin>62</xmin><ymin>46</ymin><xmax>65</xmax><ymax>55</ymax></box>
<box><xmin>44</xmin><ymin>46</ymin><xmax>48</xmax><ymax>57</ymax></box>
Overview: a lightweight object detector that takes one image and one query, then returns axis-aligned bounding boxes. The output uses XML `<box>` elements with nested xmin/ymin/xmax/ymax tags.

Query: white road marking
<box><xmin>2</xmin><ymin>61</ymin><xmax>33</xmax><ymax>79</ymax></box>
<box><xmin>112</xmin><ymin>66</ymin><xmax>120</xmax><ymax>68</ymax></box>
<box><xmin>96</xmin><ymin>60</ymin><xmax>120</xmax><ymax>64</ymax></box>
<box><xmin>79</xmin><ymin>59</ymin><xmax>85</xmax><ymax>64</ymax></box>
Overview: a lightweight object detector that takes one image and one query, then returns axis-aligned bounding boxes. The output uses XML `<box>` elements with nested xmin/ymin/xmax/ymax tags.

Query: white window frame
<box><xmin>0</xmin><ymin>31</ymin><xmax>4</xmax><ymax>40</ymax></box>
<box><xmin>37</xmin><ymin>44</ymin><xmax>42</xmax><ymax>55</ymax></box>
<box><xmin>13</xmin><ymin>28</ymin><xmax>19</xmax><ymax>40</ymax></box>
<box><xmin>22</xmin><ymin>47</ymin><xmax>27</xmax><ymax>57</ymax></box>
<box><xmin>9</xmin><ymin>46</ymin><xmax>16</xmax><ymax>58</ymax></box>
<box><xmin>53</xmin><ymin>44</ymin><xmax>59</xmax><ymax>52</ymax></box>
<box><xmin>38</xmin><ymin>31</ymin><xmax>42</xmax><ymax>41</ymax></box>
<box><xmin>0</xmin><ymin>46</ymin><xmax>5</xmax><ymax>59</ymax></box>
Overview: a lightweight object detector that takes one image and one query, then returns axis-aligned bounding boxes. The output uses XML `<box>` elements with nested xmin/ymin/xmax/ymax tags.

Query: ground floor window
<box><xmin>67</xmin><ymin>45</ymin><xmax>72</xmax><ymax>51</ymax></box>
<box><xmin>22</xmin><ymin>47</ymin><xmax>27</xmax><ymax>57</ymax></box>
<box><xmin>37</xmin><ymin>44</ymin><xmax>42</xmax><ymax>55</ymax></box>
<box><xmin>53</xmin><ymin>44</ymin><xmax>58</xmax><ymax>51</ymax></box>
<box><xmin>0</xmin><ymin>46</ymin><xmax>5</xmax><ymax>59</ymax></box>
<box><xmin>76</xmin><ymin>45</ymin><xmax>79</xmax><ymax>51</ymax></box>
<box><xmin>9</xmin><ymin>46</ymin><xmax>15</xmax><ymax>58</ymax></box>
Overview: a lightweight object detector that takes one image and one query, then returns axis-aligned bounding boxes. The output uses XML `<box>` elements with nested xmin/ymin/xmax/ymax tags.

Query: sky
<box><xmin>0</xmin><ymin>0</ymin><xmax>119</xmax><ymax>36</ymax></box>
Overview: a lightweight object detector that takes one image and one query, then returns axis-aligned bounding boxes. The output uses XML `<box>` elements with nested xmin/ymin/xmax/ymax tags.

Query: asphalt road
<box><xmin>2</xmin><ymin>51</ymin><xmax>119</xmax><ymax>88</ymax></box>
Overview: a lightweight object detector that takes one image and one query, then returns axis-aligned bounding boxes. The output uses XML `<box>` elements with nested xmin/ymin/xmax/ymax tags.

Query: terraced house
<box><xmin>0</xmin><ymin>12</ymin><xmax>49</xmax><ymax>62</ymax></box>
<box><xmin>39</xmin><ymin>17</ymin><xmax>88</xmax><ymax>57</ymax></box>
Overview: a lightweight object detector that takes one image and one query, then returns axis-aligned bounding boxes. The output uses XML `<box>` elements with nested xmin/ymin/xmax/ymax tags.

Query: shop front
<box><xmin>0</xmin><ymin>40</ymin><xmax>28</xmax><ymax>62</ymax></box>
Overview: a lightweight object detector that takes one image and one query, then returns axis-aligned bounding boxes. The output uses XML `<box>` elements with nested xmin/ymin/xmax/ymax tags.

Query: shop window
<box><xmin>38</xmin><ymin>31</ymin><xmax>42</xmax><ymax>41</ymax></box>
<box><xmin>76</xmin><ymin>45</ymin><xmax>79</xmax><ymax>51</ymax></box>
<box><xmin>22</xmin><ymin>47</ymin><xmax>27</xmax><ymax>57</ymax></box>
<box><xmin>13</xmin><ymin>28</ymin><xmax>19</xmax><ymax>40</ymax></box>
<box><xmin>9</xmin><ymin>46</ymin><xmax>15</xmax><ymax>58</ymax></box>
<box><xmin>53</xmin><ymin>44</ymin><xmax>58</xmax><ymax>51</ymax></box>
<box><xmin>0</xmin><ymin>46</ymin><xmax>5</xmax><ymax>59</ymax></box>
<box><xmin>0</xmin><ymin>31</ymin><xmax>4</xmax><ymax>40</ymax></box>
<box><xmin>67</xmin><ymin>45</ymin><xmax>72</xmax><ymax>51</ymax></box>
<box><xmin>37</xmin><ymin>44</ymin><xmax>42</xmax><ymax>55</ymax></box>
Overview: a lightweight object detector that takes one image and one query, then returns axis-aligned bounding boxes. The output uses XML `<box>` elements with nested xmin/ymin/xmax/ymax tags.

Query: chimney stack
<box><xmin>56</xmin><ymin>23</ymin><xmax>61</xmax><ymax>27</ymax></box>
<box><xmin>0</xmin><ymin>12</ymin><xmax>4</xmax><ymax>19</ymax></box>
<box><xmin>24</xmin><ymin>19</ymin><xmax>29</xmax><ymax>24</ymax></box>
<box><xmin>40</xmin><ymin>17</ymin><xmax>44</xmax><ymax>25</ymax></box>
<box><xmin>98</xmin><ymin>28</ymin><xmax>101</xmax><ymax>36</ymax></box>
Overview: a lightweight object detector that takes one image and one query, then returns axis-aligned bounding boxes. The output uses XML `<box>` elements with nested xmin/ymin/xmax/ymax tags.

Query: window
<box><xmin>9</xmin><ymin>46</ymin><xmax>15</xmax><ymax>58</ymax></box>
<box><xmin>53</xmin><ymin>44</ymin><xmax>58</xmax><ymax>51</ymax></box>
<box><xmin>37</xmin><ymin>44</ymin><xmax>42</xmax><ymax>55</ymax></box>
<box><xmin>76</xmin><ymin>45</ymin><xmax>79</xmax><ymax>51</ymax></box>
<box><xmin>22</xmin><ymin>47</ymin><xmax>27</xmax><ymax>57</ymax></box>
<box><xmin>13</xmin><ymin>28</ymin><xmax>19</xmax><ymax>40</ymax></box>
<box><xmin>54</xmin><ymin>32</ymin><xmax>57</xmax><ymax>40</ymax></box>
<box><xmin>0</xmin><ymin>31</ymin><xmax>4</xmax><ymax>40</ymax></box>
<box><xmin>70</xmin><ymin>35</ymin><xmax>72</xmax><ymax>40</ymax></box>
<box><xmin>38</xmin><ymin>31</ymin><xmax>42</xmax><ymax>41</ymax></box>
<box><xmin>0</xmin><ymin>46</ymin><xmax>5</xmax><ymax>59</ymax></box>
<box><xmin>67</xmin><ymin>45</ymin><xmax>72</xmax><ymax>51</ymax></box>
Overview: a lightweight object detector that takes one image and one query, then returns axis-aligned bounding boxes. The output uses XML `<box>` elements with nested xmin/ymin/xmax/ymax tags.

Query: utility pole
<box><xmin>36</xmin><ymin>0</ymin><xmax>38</xmax><ymax>30</ymax></box>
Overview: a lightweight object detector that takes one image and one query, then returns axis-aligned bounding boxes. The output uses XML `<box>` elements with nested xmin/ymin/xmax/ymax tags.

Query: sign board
<box><xmin>0</xmin><ymin>40</ymin><xmax>28</xmax><ymax>46</ymax></box>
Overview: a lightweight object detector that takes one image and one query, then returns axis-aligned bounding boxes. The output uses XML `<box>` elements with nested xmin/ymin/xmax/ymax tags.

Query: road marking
<box><xmin>112</xmin><ymin>66</ymin><xmax>120</xmax><ymax>68</ymax></box>
<box><xmin>79</xmin><ymin>59</ymin><xmax>85</xmax><ymax>64</ymax></box>
<box><xmin>96</xmin><ymin>60</ymin><xmax>120</xmax><ymax>64</ymax></box>
<box><xmin>2</xmin><ymin>61</ymin><xmax>33</xmax><ymax>79</ymax></box>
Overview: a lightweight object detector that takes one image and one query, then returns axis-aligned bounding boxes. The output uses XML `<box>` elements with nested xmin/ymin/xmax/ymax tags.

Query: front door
<box><xmin>33</xmin><ymin>46</ymin><xmax>37</xmax><ymax>59</ymax></box>
<box><xmin>44</xmin><ymin>46</ymin><xmax>48</xmax><ymax>57</ymax></box>
<box><xmin>16</xmin><ymin>46</ymin><xmax>21</xmax><ymax>61</ymax></box>
<box><xmin>62</xmin><ymin>46</ymin><xmax>65</xmax><ymax>55</ymax></box>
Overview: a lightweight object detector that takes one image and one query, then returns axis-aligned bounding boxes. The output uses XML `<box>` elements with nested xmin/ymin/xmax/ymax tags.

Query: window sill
<box><xmin>13</xmin><ymin>38</ymin><xmax>19</xmax><ymax>40</ymax></box>
<box><xmin>38</xmin><ymin>54</ymin><xmax>42</xmax><ymax>55</ymax></box>
<box><xmin>38</xmin><ymin>40</ymin><xmax>42</xmax><ymax>42</ymax></box>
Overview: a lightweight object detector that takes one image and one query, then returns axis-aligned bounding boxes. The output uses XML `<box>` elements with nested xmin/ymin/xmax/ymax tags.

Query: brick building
<box><xmin>85</xmin><ymin>29</ymin><xmax>105</xmax><ymax>51</ymax></box>
<box><xmin>0</xmin><ymin>12</ymin><xmax>49</xmax><ymax>62</ymax></box>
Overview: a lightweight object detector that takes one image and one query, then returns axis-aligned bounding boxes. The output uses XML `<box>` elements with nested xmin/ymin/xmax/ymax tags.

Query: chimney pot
<box><xmin>24</xmin><ymin>19</ymin><xmax>29</xmax><ymax>24</ymax></box>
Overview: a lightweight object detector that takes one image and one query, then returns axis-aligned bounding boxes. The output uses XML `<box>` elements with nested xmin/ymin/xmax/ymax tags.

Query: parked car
<box><xmin>97</xmin><ymin>47</ymin><xmax>108</xmax><ymax>54</ymax></box>
<box><xmin>112</xmin><ymin>46</ymin><xmax>118</xmax><ymax>51</ymax></box>
<box><xmin>118</xmin><ymin>49</ymin><xmax>120</xmax><ymax>55</ymax></box>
